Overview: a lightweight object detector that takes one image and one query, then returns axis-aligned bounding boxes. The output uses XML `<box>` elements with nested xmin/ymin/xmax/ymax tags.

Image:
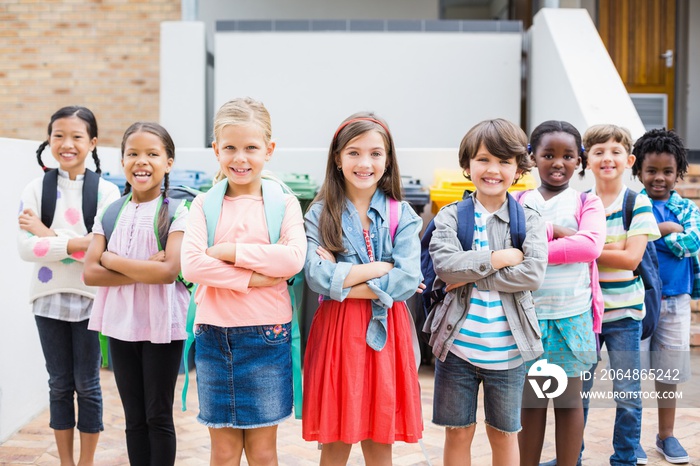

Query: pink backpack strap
<box><xmin>388</xmin><ymin>197</ymin><xmax>399</xmax><ymax>243</ymax></box>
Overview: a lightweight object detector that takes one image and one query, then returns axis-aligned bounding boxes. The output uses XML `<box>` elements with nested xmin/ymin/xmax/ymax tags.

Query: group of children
<box><xmin>17</xmin><ymin>100</ymin><xmax>695</xmax><ymax>466</ymax></box>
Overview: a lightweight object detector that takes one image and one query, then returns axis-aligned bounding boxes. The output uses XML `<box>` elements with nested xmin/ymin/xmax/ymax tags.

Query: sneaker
<box><xmin>636</xmin><ymin>443</ymin><xmax>648</xmax><ymax>464</ymax></box>
<box><xmin>656</xmin><ymin>435</ymin><xmax>689</xmax><ymax>464</ymax></box>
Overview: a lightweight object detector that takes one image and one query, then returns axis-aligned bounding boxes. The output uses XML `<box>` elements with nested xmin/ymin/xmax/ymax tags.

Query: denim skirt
<box><xmin>194</xmin><ymin>322</ymin><xmax>293</xmax><ymax>429</ymax></box>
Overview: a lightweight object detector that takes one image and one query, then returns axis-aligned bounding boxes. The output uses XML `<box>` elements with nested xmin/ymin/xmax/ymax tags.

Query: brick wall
<box><xmin>0</xmin><ymin>0</ymin><xmax>180</xmax><ymax>148</ymax></box>
<box><xmin>673</xmin><ymin>164</ymin><xmax>700</xmax><ymax>346</ymax></box>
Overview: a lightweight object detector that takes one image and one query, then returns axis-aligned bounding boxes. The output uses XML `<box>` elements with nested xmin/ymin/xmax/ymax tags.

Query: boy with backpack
<box><xmin>424</xmin><ymin>119</ymin><xmax>547</xmax><ymax>465</ymax></box>
<box><xmin>582</xmin><ymin>124</ymin><xmax>661</xmax><ymax>466</ymax></box>
<box><xmin>632</xmin><ymin>128</ymin><xmax>698</xmax><ymax>464</ymax></box>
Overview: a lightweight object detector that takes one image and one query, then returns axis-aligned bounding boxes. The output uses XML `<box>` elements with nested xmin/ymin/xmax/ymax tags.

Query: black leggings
<box><xmin>110</xmin><ymin>338</ymin><xmax>184</xmax><ymax>466</ymax></box>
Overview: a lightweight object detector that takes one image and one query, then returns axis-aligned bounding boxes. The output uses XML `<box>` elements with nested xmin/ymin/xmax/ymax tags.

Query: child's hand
<box><xmin>552</xmin><ymin>224</ymin><xmax>577</xmax><ymax>239</ymax></box>
<box><xmin>491</xmin><ymin>248</ymin><xmax>524</xmax><ymax>269</ymax></box>
<box><xmin>316</xmin><ymin>246</ymin><xmax>336</xmax><ymax>263</ymax></box>
<box><xmin>603</xmin><ymin>239</ymin><xmax>626</xmax><ymax>251</ymax></box>
<box><xmin>100</xmin><ymin>251</ymin><xmax>118</xmax><ymax>270</ymax></box>
<box><xmin>18</xmin><ymin>209</ymin><xmax>54</xmax><ymax>237</ymax></box>
<box><xmin>249</xmin><ymin>272</ymin><xmax>283</xmax><ymax>288</ymax></box>
<box><xmin>416</xmin><ymin>282</ymin><xmax>427</xmax><ymax>294</ymax></box>
<box><xmin>658</xmin><ymin>221</ymin><xmax>684</xmax><ymax>237</ymax></box>
<box><xmin>148</xmin><ymin>250</ymin><xmax>166</xmax><ymax>262</ymax></box>
<box><xmin>445</xmin><ymin>282</ymin><xmax>467</xmax><ymax>292</ymax></box>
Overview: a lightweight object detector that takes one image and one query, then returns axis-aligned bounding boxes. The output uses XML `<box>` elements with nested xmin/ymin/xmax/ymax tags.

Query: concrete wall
<box><xmin>213</xmin><ymin>30</ymin><xmax>523</xmax><ymax>148</ymax></box>
<box><xmin>528</xmin><ymin>8</ymin><xmax>645</xmax><ymax>140</ymax></box>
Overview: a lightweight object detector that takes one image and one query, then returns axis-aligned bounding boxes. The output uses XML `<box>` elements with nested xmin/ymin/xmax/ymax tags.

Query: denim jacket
<box><xmin>304</xmin><ymin>189</ymin><xmax>423</xmax><ymax>350</ymax></box>
<box><xmin>425</xmin><ymin>193</ymin><xmax>548</xmax><ymax>362</ymax></box>
<box><xmin>642</xmin><ymin>189</ymin><xmax>700</xmax><ymax>299</ymax></box>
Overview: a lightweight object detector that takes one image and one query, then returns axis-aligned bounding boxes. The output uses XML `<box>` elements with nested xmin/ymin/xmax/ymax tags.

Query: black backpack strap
<box><xmin>40</xmin><ymin>169</ymin><xmax>59</xmax><ymax>228</ymax></box>
<box><xmin>506</xmin><ymin>192</ymin><xmax>527</xmax><ymax>250</ymax></box>
<box><xmin>82</xmin><ymin>169</ymin><xmax>100</xmax><ymax>233</ymax></box>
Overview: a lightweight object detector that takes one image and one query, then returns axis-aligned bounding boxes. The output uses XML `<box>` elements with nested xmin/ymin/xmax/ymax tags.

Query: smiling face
<box><xmin>121</xmin><ymin>131</ymin><xmax>173</xmax><ymax>202</ymax></box>
<box><xmin>213</xmin><ymin>123</ymin><xmax>274</xmax><ymax>197</ymax></box>
<box><xmin>587</xmin><ymin>137</ymin><xmax>635</xmax><ymax>183</ymax></box>
<box><xmin>336</xmin><ymin>130</ymin><xmax>388</xmax><ymax>199</ymax></box>
<box><xmin>533</xmin><ymin>131</ymin><xmax>581</xmax><ymax>193</ymax></box>
<box><xmin>467</xmin><ymin>143</ymin><xmax>521</xmax><ymax>211</ymax></box>
<box><xmin>49</xmin><ymin>116</ymin><xmax>97</xmax><ymax>180</ymax></box>
<box><xmin>640</xmin><ymin>152</ymin><xmax>678</xmax><ymax>201</ymax></box>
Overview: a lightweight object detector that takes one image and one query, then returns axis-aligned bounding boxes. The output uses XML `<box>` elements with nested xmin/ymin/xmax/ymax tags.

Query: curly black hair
<box><xmin>631</xmin><ymin>128</ymin><xmax>688</xmax><ymax>180</ymax></box>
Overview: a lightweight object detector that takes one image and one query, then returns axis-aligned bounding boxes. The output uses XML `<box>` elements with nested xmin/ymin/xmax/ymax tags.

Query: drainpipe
<box><xmin>182</xmin><ymin>0</ymin><xmax>197</xmax><ymax>21</ymax></box>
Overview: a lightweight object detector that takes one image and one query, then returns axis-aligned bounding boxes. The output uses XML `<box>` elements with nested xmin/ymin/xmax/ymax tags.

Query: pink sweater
<box><xmin>180</xmin><ymin>192</ymin><xmax>307</xmax><ymax>327</ymax></box>
<box><xmin>519</xmin><ymin>189</ymin><xmax>606</xmax><ymax>332</ymax></box>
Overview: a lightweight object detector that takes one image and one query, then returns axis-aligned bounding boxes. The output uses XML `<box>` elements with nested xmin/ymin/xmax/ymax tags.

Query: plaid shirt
<box><xmin>642</xmin><ymin>189</ymin><xmax>700</xmax><ymax>299</ymax></box>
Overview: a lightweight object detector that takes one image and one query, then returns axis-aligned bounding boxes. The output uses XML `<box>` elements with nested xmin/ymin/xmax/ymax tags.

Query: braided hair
<box><xmin>36</xmin><ymin>106</ymin><xmax>101</xmax><ymax>174</ymax></box>
<box><xmin>120</xmin><ymin>122</ymin><xmax>175</xmax><ymax>241</ymax></box>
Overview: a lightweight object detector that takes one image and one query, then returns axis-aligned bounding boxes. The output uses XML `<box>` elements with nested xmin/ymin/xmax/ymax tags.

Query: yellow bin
<box><xmin>429</xmin><ymin>169</ymin><xmax>536</xmax><ymax>214</ymax></box>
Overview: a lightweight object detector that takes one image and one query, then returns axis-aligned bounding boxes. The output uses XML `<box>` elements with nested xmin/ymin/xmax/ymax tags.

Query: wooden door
<box><xmin>598</xmin><ymin>0</ymin><xmax>676</xmax><ymax>129</ymax></box>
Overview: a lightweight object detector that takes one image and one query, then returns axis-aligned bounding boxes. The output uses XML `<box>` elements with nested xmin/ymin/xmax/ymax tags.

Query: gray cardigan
<box><xmin>424</xmin><ymin>193</ymin><xmax>548</xmax><ymax>362</ymax></box>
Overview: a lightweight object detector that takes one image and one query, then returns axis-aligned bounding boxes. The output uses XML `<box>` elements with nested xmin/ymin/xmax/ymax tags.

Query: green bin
<box><xmin>278</xmin><ymin>173</ymin><xmax>319</xmax><ymax>358</ymax></box>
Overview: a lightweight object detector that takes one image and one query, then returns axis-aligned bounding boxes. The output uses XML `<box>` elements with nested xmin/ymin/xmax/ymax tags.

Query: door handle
<box><xmin>660</xmin><ymin>49</ymin><xmax>673</xmax><ymax>68</ymax></box>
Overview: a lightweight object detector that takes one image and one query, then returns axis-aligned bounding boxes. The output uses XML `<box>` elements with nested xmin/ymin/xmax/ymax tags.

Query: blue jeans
<box><xmin>433</xmin><ymin>352</ymin><xmax>527</xmax><ymax>433</ymax></box>
<box><xmin>582</xmin><ymin>318</ymin><xmax>642</xmax><ymax>466</ymax></box>
<box><xmin>34</xmin><ymin>316</ymin><xmax>103</xmax><ymax>433</ymax></box>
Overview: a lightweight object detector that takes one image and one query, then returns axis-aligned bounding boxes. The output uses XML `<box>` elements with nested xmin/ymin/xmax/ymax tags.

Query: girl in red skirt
<box><xmin>302</xmin><ymin>112</ymin><xmax>424</xmax><ymax>465</ymax></box>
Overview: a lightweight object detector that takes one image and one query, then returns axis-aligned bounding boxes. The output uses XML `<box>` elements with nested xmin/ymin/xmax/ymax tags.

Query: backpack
<box><xmin>621</xmin><ymin>189</ymin><xmax>662</xmax><ymax>340</ymax></box>
<box><xmin>417</xmin><ymin>191</ymin><xmax>527</xmax><ymax>344</ymax></box>
<box><xmin>41</xmin><ymin>168</ymin><xmax>100</xmax><ymax>232</ymax></box>
<box><xmin>180</xmin><ymin>178</ymin><xmax>304</xmax><ymax>420</ymax></box>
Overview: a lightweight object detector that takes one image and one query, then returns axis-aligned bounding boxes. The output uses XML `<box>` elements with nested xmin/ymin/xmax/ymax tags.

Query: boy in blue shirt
<box><xmin>632</xmin><ymin>128</ymin><xmax>698</xmax><ymax>464</ymax></box>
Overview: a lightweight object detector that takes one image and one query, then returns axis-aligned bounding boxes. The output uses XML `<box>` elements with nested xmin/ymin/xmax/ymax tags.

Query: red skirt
<box><xmin>302</xmin><ymin>298</ymin><xmax>423</xmax><ymax>444</ymax></box>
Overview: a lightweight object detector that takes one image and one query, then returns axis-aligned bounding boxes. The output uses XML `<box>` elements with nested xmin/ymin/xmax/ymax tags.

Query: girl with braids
<box><xmin>301</xmin><ymin>112</ymin><xmax>423</xmax><ymax>465</ymax></box>
<box><xmin>517</xmin><ymin>120</ymin><xmax>605</xmax><ymax>466</ymax></box>
<box><xmin>84</xmin><ymin>122</ymin><xmax>188</xmax><ymax>466</ymax></box>
<box><xmin>17</xmin><ymin>105</ymin><xmax>119</xmax><ymax>466</ymax></box>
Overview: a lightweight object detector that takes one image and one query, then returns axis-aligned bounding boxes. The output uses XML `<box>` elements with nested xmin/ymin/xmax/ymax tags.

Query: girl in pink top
<box><xmin>517</xmin><ymin>121</ymin><xmax>606</xmax><ymax>466</ymax></box>
<box><xmin>180</xmin><ymin>98</ymin><xmax>306</xmax><ymax>466</ymax></box>
<box><xmin>85</xmin><ymin>122</ymin><xmax>188</xmax><ymax>466</ymax></box>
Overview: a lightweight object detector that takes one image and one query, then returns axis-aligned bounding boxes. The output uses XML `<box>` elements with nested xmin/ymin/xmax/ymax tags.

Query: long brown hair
<box><xmin>315</xmin><ymin>112</ymin><xmax>402</xmax><ymax>253</ymax></box>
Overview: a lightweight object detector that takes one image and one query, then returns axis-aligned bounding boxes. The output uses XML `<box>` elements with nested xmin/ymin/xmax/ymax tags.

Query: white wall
<box><xmin>214</xmin><ymin>31</ymin><xmax>523</xmax><ymax>148</ymax></box>
<box><xmin>528</xmin><ymin>8</ymin><xmax>645</xmax><ymax>140</ymax></box>
<box><xmin>160</xmin><ymin>22</ymin><xmax>207</xmax><ymax>148</ymax></box>
<box><xmin>199</xmin><ymin>0</ymin><xmax>439</xmax><ymax>26</ymax></box>
<box><xmin>687</xmin><ymin>0</ymin><xmax>700</xmax><ymax>150</ymax></box>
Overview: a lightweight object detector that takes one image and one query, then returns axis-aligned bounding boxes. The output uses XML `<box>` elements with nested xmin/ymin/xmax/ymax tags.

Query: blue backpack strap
<box><xmin>182</xmin><ymin>179</ymin><xmax>227</xmax><ymax>411</ymax></box>
<box><xmin>456</xmin><ymin>197</ymin><xmax>475</xmax><ymax>251</ymax></box>
<box><xmin>260</xmin><ymin>178</ymin><xmax>303</xmax><ymax>420</ymax></box>
<box><xmin>506</xmin><ymin>192</ymin><xmax>527</xmax><ymax>250</ymax></box>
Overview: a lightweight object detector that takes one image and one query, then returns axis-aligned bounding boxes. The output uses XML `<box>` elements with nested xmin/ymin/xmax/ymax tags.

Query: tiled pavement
<box><xmin>1</xmin><ymin>354</ymin><xmax>699</xmax><ymax>465</ymax></box>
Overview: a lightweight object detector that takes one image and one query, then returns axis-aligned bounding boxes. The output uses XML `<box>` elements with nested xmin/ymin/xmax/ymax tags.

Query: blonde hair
<box><xmin>582</xmin><ymin>124</ymin><xmax>633</xmax><ymax>154</ymax></box>
<box><xmin>212</xmin><ymin>97</ymin><xmax>272</xmax><ymax>183</ymax></box>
